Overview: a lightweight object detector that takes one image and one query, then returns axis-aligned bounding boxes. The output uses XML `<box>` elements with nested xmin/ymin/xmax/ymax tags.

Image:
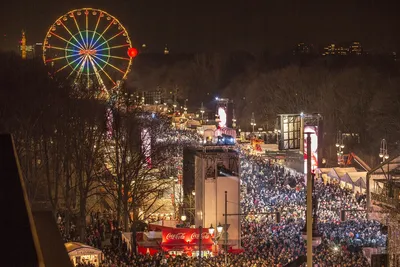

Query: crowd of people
<box><xmin>59</xmin><ymin>152</ymin><xmax>386</xmax><ymax>266</ymax></box>
<box><xmin>239</xmin><ymin>154</ymin><xmax>385</xmax><ymax>266</ymax></box>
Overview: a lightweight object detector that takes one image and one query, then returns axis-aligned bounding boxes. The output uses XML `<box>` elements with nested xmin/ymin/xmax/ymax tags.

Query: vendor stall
<box><xmin>65</xmin><ymin>242</ymin><xmax>103</xmax><ymax>266</ymax></box>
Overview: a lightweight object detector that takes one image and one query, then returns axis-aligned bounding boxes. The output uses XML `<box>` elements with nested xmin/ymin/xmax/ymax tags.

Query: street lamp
<box><xmin>208</xmin><ymin>224</ymin><xmax>215</xmax><ymax>235</ymax></box>
<box><xmin>379</xmin><ymin>139</ymin><xmax>389</xmax><ymax>163</ymax></box>
<box><xmin>250</xmin><ymin>112</ymin><xmax>256</xmax><ymax>132</ymax></box>
<box><xmin>336</xmin><ymin>130</ymin><xmax>345</xmax><ymax>166</ymax></box>
<box><xmin>217</xmin><ymin>223</ymin><xmax>223</xmax><ymax>234</ymax></box>
<box><xmin>184</xmin><ymin>99</ymin><xmax>188</xmax><ymax>114</ymax></box>
<box><xmin>209</xmin><ymin>223</ymin><xmax>224</xmax><ymax>256</ymax></box>
<box><xmin>181</xmin><ymin>213</ymin><xmax>187</xmax><ymax>222</ymax></box>
<box><xmin>200</xmin><ymin>102</ymin><xmax>205</xmax><ymax>121</ymax></box>
<box><xmin>302</xmin><ymin>132</ymin><xmax>322</xmax><ymax>267</ymax></box>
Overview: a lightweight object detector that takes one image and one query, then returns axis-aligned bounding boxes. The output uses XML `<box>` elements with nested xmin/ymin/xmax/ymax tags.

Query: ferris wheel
<box><xmin>43</xmin><ymin>8</ymin><xmax>137</xmax><ymax>97</ymax></box>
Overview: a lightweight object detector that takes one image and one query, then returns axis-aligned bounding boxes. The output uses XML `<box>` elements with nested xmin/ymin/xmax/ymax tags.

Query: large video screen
<box><xmin>304</xmin><ymin>125</ymin><xmax>318</xmax><ymax>174</ymax></box>
<box><xmin>218</xmin><ymin>107</ymin><xmax>227</xmax><ymax>128</ymax></box>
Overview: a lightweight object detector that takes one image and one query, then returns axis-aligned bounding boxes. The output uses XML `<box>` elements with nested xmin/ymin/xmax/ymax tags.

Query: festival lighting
<box><xmin>43</xmin><ymin>8</ymin><xmax>134</xmax><ymax>95</ymax></box>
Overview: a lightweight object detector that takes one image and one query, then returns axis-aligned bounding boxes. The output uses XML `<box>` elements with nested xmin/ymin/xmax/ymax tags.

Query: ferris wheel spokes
<box><xmin>50</xmin><ymin>31</ymin><xmax>84</xmax><ymax>51</ymax></box>
<box><xmin>88</xmin><ymin>56</ymin><xmax>110</xmax><ymax>89</ymax></box>
<box><xmin>55</xmin><ymin>55</ymin><xmax>84</xmax><ymax>73</ymax></box>
<box><xmin>45</xmin><ymin>53</ymin><xmax>80</xmax><ymax>63</ymax></box>
<box><xmin>85</xmin><ymin>11</ymin><xmax>89</xmax><ymax>50</ymax></box>
<box><xmin>90</xmin><ymin>19</ymin><xmax>114</xmax><ymax>50</ymax></box>
<box><xmin>91</xmin><ymin>54</ymin><xmax>125</xmax><ymax>74</ymax></box>
<box><xmin>67</xmin><ymin>55</ymin><xmax>87</xmax><ymax>78</ymax></box>
<box><xmin>93</xmin><ymin>30</ymin><xmax>124</xmax><ymax>51</ymax></box>
<box><xmin>89</xmin><ymin>12</ymin><xmax>102</xmax><ymax>49</ymax></box>
<box><xmin>96</xmin><ymin>54</ymin><xmax>130</xmax><ymax>61</ymax></box>
<box><xmin>45</xmin><ymin>45</ymin><xmax>76</xmax><ymax>53</ymax></box>
<box><xmin>70</xmin><ymin>12</ymin><xmax>86</xmax><ymax>48</ymax></box>
<box><xmin>96</xmin><ymin>43</ymin><xmax>130</xmax><ymax>53</ymax></box>
<box><xmin>58</xmin><ymin>20</ymin><xmax>85</xmax><ymax>50</ymax></box>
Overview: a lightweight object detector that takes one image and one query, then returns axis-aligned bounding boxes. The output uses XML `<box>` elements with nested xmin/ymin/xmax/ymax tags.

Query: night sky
<box><xmin>0</xmin><ymin>0</ymin><xmax>399</xmax><ymax>54</ymax></box>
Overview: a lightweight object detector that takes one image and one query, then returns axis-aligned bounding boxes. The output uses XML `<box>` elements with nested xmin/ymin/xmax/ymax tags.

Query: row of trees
<box><xmin>223</xmin><ymin>64</ymin><xmax>400</xmax><ymax>165</ymax></box>
<box><xmin>130</xmin><ymin>52</ymin><xmax>399</xmax><ymax>165</ymax></box>
<box><xmin>0</xmin><ymin>52</ymin><xmax>191</xmax><ymax>243</ymax></box>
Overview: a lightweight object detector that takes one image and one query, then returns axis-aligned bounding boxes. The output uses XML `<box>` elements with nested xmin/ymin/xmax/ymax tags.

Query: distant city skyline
<box><xmin>1</xmin><ymin>0</ymin><xmax>399</xmax><ymax>54</ymax></box>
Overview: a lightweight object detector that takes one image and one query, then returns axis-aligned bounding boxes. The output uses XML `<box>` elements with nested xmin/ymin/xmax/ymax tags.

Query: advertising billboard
<box><xmin>161</xmin><ymin>228</ymin><xmax>213</xmax><ymax>246</ymax></box>
<box><xmin>218</xmin><ymin>107</ymin><xmax>227</xmax><ymax>128</ymax></box>
<box><xmin>304</xmin><ymin>125</ymin><xmax>318</xmax><ymax>174</ymax></box>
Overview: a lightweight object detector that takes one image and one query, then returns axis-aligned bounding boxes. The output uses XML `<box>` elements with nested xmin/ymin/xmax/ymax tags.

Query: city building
<box><xmin>322</xmin><ymin>42</ymin><xmax>363</xmax><ymax>56</ymax></box>
<box><xmin>143</xmin><ymin>90</ymin><xmax>162</xmax><ymax>105</ymax></box>
<box><xmin>293</xmin><ymin>43</ymin><xmax>313</xmax><ymax>55</ymax></box>
<box><xmin>350</xmin><ymin>41</ymin><xmax>362</xmax><ymax>55</ymax></box>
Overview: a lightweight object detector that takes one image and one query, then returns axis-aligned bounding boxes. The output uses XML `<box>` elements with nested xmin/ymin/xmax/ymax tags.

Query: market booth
<box><xmin>65</xmin><ymin>242</ymin><xmax>103</xmax><ymax>266</ymax></box>
<box><xmin>161</xmin><ymin>227</ymin><xmax>213</xmax><ymax>257</ymax></box>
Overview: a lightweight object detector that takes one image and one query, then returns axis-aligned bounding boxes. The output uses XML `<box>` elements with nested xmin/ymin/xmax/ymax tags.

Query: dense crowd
<box><xmin>61</xmin><ymin>152</ymin><xmax>386</xmax><ymax>266</ymax></box>
<box><xmin>240</xmin><ymin>154</ymin><xmax>385</xmax><ymax>266</ymax></box>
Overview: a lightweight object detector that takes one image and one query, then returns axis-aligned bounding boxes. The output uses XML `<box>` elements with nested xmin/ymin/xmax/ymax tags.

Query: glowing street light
<box><xmin>208</xmin><ymin>224</ymin><xmax>215</xmax><ymax>235</ymax></box>
<box><xmin>217</xmin><ymin>223</ymin><xmax>223</xmax><ymax>234</ymax></box>
<box><xmin>200</xmin><ymin>102</ymin><xmax>205</xmax><ymax>121</ymax></box>
<box><xmin>250</xmin><ymin>112</ymin><xmax>256</xmax><ymax>132</ymax></box>
<box><xmin>379</xmin><ymin>139</ymin><xmax>389</xmax><ymax>162</ymax></box>
<box><xmin>181</xmin><ymin>213</ymin><xmax>187</xmax><ymax>222</ymax></box>
<box><xmin>336</xmin><ymin>130</ymin><xmax>345</xmax><ymax>166</ymax></box>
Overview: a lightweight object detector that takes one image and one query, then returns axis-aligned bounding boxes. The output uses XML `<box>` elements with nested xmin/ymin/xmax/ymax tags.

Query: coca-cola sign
<box><xmin>162</xmin><ymin>228</ymin><xmax>213</xmax><ymax>245</ymax></box>
<box><xmin>190</xmin><ymin>232</ymin><xmax>210</xmax><ymax>240</ymax></box>
<box><xmin>166</xmin><ymin>232</ymin><xmax>186</xmax><ymax>240</ymax></box>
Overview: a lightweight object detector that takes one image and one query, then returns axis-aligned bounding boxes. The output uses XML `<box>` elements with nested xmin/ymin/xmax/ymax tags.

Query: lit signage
<box><xmin>218</xmin><ymin>107</ymin><xmax>227</xmax><ymax>128</ymax></box>
<box><xmin>162</xmin><ymin>228</ymin><xmax>213</xmax><ymax>245</ymax></box>
<box><xmin>304</xmin><ymin>125</ymin><xmax>318</xmax><ymax>173</ymax></box>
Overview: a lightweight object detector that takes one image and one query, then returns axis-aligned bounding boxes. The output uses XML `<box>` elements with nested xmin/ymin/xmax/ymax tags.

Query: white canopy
<box><xmin>327</xmin><ymin>167</ymin><xmax>357</xmax><ymax>181</ymax></box>
<box><xmin>65</xmin><ymin>242</ymin><xmax>103</xmax><ymax>266</ymax></box>
<box><xmin>65</xmin><ymin>242</ymin><xmax>102</xmax><ymax>256</ymax></box>
<box><xmin>346</xmin><ymin>172</ymin><xmax>367</xmax><ymax>189</ymax></box>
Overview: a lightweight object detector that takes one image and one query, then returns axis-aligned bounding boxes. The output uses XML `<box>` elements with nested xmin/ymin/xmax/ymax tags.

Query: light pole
<box><xmin>209</xmin><ymin>223</ymin><xmax>223</xmax><ymax>255</ymax></box>
<box><xmin>224</xmin><ymin>191</ymin><xmax>228</xmax><ymax>266</ymax></box>
<box><xmin>200</xmin><ymin>102</ymin><xmax>205</xmax><ymax>122</ymax></box>
<box><xmin>302</xmin><ymin>132</ymin><xmax>322</xmax><ymax>267</ymax></box>
<box><xmin>250</xmin><ymin>112</ymin><xmax>256</xmax><ymax>132</ymax></box>
<box><xmin>198</xmin><ymin>225</ymin><xmax>202</xmax><ymax>267</ymax></box>
<box><xmin>379</xmin><ymin>138</ymin><xmax>389</xmax><ymax>163</ymax></box>
<box><xmin>184</xmin><ymin>99</ymin><xmax>188</xmax><ymax>114</ymax></box>
<box><xmin>336</xmin><ymin>130</ymin><xmax>345</xmax><ymax>166</ymax></box>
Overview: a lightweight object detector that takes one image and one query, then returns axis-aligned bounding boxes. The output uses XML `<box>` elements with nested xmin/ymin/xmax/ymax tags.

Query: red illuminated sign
<box><xmin>162</xmin><ymin>228</ymin><xmax>213</xmax><ymax>246</ymax></box>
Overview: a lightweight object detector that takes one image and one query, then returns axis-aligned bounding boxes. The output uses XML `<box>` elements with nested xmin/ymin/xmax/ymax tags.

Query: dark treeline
<box><xmin>128</xmin><ymin>51</ymin><xmax>400</xmax><ymax>166</ymax></box>
<box><xmin>0</xmin><ymin>51</ymin><xmax>185</xmax><ymax>243</ymax></box>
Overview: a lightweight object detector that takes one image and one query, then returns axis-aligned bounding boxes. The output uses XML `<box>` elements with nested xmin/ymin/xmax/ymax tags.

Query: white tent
<box><xmin>65</xmin><ymin>242</ymin><xmax>103</xmax><ymax>266</ymax></box>
<box><xmin>347</xmin><ymin>172</ymin><xmax>367</xmax><ymax>193</ymax></box>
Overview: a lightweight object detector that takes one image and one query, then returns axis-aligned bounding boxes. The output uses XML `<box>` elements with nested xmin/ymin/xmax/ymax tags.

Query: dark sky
<box><xmin>0</xmin><ymin>0</ymin><xmax>399</xmax><ymax>53</ymax></box>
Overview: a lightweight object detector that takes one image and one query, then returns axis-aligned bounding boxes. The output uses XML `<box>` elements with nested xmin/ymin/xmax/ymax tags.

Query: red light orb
<box><xmin>127</xmin><ymin>47</ymin><xmax>138</xmax><ymax>58</ymax></box>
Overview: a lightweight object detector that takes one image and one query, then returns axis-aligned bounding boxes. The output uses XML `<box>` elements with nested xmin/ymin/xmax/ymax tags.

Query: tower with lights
<box><xmin>21</xmin><ymin>30</ymin><xmax>27</xmax><ymax>60</ymax></box>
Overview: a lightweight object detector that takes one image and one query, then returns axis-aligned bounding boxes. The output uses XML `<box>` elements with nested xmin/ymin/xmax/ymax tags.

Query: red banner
<box><xmin>162</xmin><ymin>228</ymin><xmax>213</xmax><ymax>246</ymax></box>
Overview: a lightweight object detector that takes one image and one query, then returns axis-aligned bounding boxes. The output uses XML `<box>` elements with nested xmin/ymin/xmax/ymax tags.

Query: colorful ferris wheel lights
<box><xmin>43</xmin><ymin>8</ymin><xmax>134</xmax><ymax>96</ymax></box>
